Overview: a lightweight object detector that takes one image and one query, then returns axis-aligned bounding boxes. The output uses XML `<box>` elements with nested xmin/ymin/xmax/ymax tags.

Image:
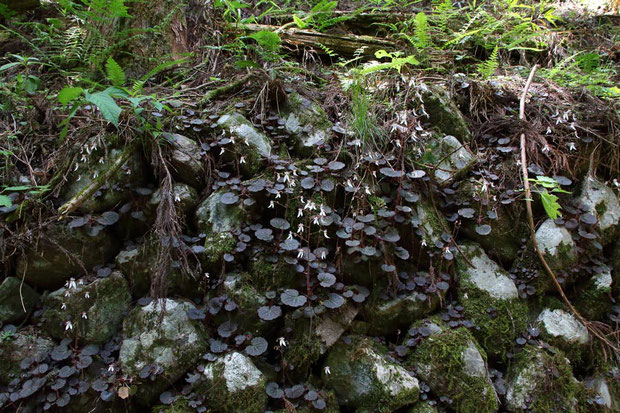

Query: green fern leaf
<box><xmin>105</xmin><ymin>57</ymin><xmax>126</xmax><ymax>87</ymax></box>
<box><xmin>413</xmin><ymin>12</ymin><xmax>430</xmax><ymax>48</ymax></box>
<box><xmin>477</xmin><ymin>45</ymin><xmax>499</xmax><ymax>79</ymax></box>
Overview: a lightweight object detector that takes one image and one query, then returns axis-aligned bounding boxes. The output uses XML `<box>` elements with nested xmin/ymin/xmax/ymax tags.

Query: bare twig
<box><xmin>519</xmin><ymin>64</ymin><xmax>619</xmax><ymax>354</ymax></box>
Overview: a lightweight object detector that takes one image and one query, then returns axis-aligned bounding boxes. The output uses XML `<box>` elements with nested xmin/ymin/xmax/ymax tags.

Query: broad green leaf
<box><xmin>85</xmin><ymin>91</ymin><xmax>122</xmax><ymax>126</ymax></box>
<box><xmin>0</xmin><ymin>62</ymin><xmax>21</xmax><ymax>72</ymax></box>
<box><xmin>105</xmin><ymin>57</ymin><xmax>126</xmax><ymax>87</ymax></box>
<box><xmin>58</xmin><ymin>87</ymin><xmax>84</xmax><ymax>105</ymax></box>
<box><xmin>540</xmin><ymin>189</ymin><xmax>562</xmax><ymax>219</ymax></box>
<box><xmin>248</xmin><ymin>31</ymin><xmax>281</xmax><ymax>52</ymax></box>
<box><xmin>3</xmin><ymin>186</ymin><xmax>30</xmax><ymax>191</ymax></box>
<box><xmin>0</xmin><ymin>195</ymin><xmax>12</xmax><ymax>207</ymax></box>
<box><xmin>293</xmin><ymin>15</ymin><xmax>306</xmax><ymax>28</ymax></box>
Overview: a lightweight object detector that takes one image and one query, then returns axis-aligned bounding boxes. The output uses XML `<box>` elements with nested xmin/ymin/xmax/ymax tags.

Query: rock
<box><xmin>414</xmin><ymin>83</ymin><xmax>472</xmax><ymax>143</ymax></box>
<box><xmin>247</xmin><ymin>257</ymin><xmax>298</xmax><ymax>290</ymax></box>
<box><xmin>1</xmin><ymin>0</ymin><xmax>40</xmax><ymax>13</ymax></box>
<box><xmin>60</xmin><ymin>143</ymin><xmax>145</xmax><ymax>214</ymax></box>
<box><xmin>150</xmin><ymin>183</ymin><xmax>199</xmax><ymax>216</ymax></box>
<box><xmin>119</xmin><ymin>299</ymin><xmax>207</xmax><ymax>403</ymax></box>
<box><xmin>0</xmin><ymin>277</ymin><xmax>39</xmax><ymax>325</ymax></box>
<box><xmin>279</xmin><ymin>92</ymin><xmax>332</xmax><ymax>153</ymax></box>
<box><xmin>194</xmin><ymin>189</ymin><xmax>246</xmax><ymax>270</ymax></box>
<box><xmin>114</xmin><ymin>245</ymin><xmax>150</xmax><ymax>295</ymax></box>
<box><xmin>424</xmin><ymin>135</ymin><xmax>475</xmax><ymax>185</ymax></box>
<box><xmin>284</xmin><ymin>303</ymin><xmax>358</xmax><ymax>380</ymax></box>
<box><xmin>40</xmin><ymin>272</ymin><xmax>131</xmax><ymax>344</ymax></box>
<box><xmin>405</xmin><ymin>318</ymin><xmax>498</xmax><ymax>413</ymax></box>
<box><xmin>217</xmin><ymin>112</ymin><xmax>272</xmax><ymax>176</ymax></box>
<box><xmin>584</xmin><ymin>367</ymin><xmax>620</xmax><ymax>412</ymax></box>
<box><xmin>324</xmin><ymin>335</ymin><xmax>420</xmax><ymax>412</ymax></box>
<box><xmin>505</xmin><ymin>345</ymin><xmax>591</xmax><ymax>412</ymax></box>
<box><xmin>17</xmin><ymin>223</ymin><xmax>119</xmax><ymax>290</ymax></box>
<box><xmin>410</xmin><ymin>198</ymin><xmax>449</xmax><ymax>248</ymax></box>
<box><xmin>535</xmin><ymin>308</ymin><xmax>589</xmax><ymax>358</ymax></box>
<box><xmin>406</xmin><ymin>401</ymin><xmax>439</xmax><ymax>413</ymax></box>
<box><xmin>456</xmin><ymin>243</ymin><xmax>529</xmax><ymax>359</ymax></box>
<box><xmin>575</xmin><ymin>176</ymin><xmax>619</xmax><ymax>244</ymax></box>
<box><xmin>0</xmin><ymin>328</ymin><xmax>54</xmax><ymax>385</ymax></box>
<box><xmin>534</xmin><ymin>218</ymin><xmax>578</xmax><ymax>272</ymax></box>
<box><xmin>198</xmin><ymin>352</ymin><xmax>267</xmax><ymax>412</ymax></box>
<box><xmin>165</xmin><ymin>133</ymin><xmax>205</xmax><ymax>188</ymax></box>
<box><xmin>364</xmin><ymin>273</ymin><xmax>444</xmax><ymax>337</ymax></box>
<box><xmin>574</xmin><ymin>265</ymin><xmax>613</xmax><ymax>320</ymax></box>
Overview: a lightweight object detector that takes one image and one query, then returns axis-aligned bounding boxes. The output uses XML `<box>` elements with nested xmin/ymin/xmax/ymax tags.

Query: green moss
<box><xmin>248</xmin><ymin>258</ymin><xmax>298</xmax><ymax>290</ymax></box>
<box><xmin>152</xmin><ymin>398</ymin><xmax>198</xmax><ymax>413</ymax></box>
<box><xmin>406</xmin><ymin>320</ymin><xmax>498</xmax><ymax>413</ymax></box>
<box><xmin>202</xmin><ymin>232</ymin><xmax>236</xmax><ymax>270</ymax></box>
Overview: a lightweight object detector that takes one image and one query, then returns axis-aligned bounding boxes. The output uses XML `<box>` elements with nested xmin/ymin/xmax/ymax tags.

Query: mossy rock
<box><xmin>165</xmin><ymin>133</ymin><xmax>205</xmax><ymax>188</ymax></box>
<box><xmin>505</xmin><ymin>345</ymin><xmax>600</xmax><ymax>412</ymax></box>
<box><xmin>283</xmin><ymin>303</ymin><xmax>358</xmax><ymax>380</ymax></box>
<box><xmin>584</xmin><ymin>365</ymin><xmax>620</xmax><ymax>412</ymax></box>
<box><xmin>247</xmin><ymin>257</ymin><xmax>300</xmax><ymax>290</ymax></box>
<box><xmin>217</xmin><ymin>112</ymin><xmax>272</xmax><ymax>177</ymax></box>
<box><xmin>17</xmin><ymin>223</ymin><xmax>119</xmax><ymax>290</ymax></box>
<box><xmin>405</xmin><ymin>318</ymin><xmax>498</xmax><ymax>413</ymax></box>
<box><xmin>323</xmin><ymin>335</ymin><xmax>419</xmax><ymax>412</ymax></box>
<box><xmin>422</xmin><ymin>135</ymin><xmax>475</xmax><ymax>185</ymax></box>
<box><xmin>60</xmin><ymin>142</ymin><xmax>146</xmax><ymax>214</ymax></box>
<box><xmin>119</xmin><ymin>299</ymin><xmax>208</xmax><ymax>404</ymax></box>
<box><xmin>150</xmin><ymin>183</ymin><xmax>199</xmax><ymax>216</ymax></box>
<box><xmin>406</xmin><ymin>401</ymin><xmax>439</xmax><ymax>413</ymax></box>
<box><xmin>0</xmin><ymin>328</ymin><xmax>54</xmax><ymax>385</ymax></box>
<box><xmin>574</xmin><ymin>265</ymin><xmax>613</xmax><ymax>320</ymax></box>
<box><xmin>410</xmin><ymin>197</ymin><xmax>449</xmax><ymax>249</ymax></box>
<box><xmin>534</xmin><ymin>218</ymin><xmax>578</xmax><ymax>274</ymax></box>
<box><xmin>575</xmin><ymin>177</ymin><xmax>620</xmax><ymax>245</ymax></box>
<box><xmin>197</xmin><ymin>352</ymin><xmax>267</xmax><ymax>413</ymax></box>
<box><xmin>363</xmin><ymin>273</ymin><xmax>444</xmax><ymax>337</ymax></box>
<box><xmin>412</xmin><ymin>83</ymin><xmax>472</xmax><ymax>144</ymax></box>
<box><xmin>0</xmin><ymin>277</ymin><xmax>39</xmax><ymax>325</ymax></box>
<box><xmin>535</xmin><ymin>307</ymin><xmax>590</xmax><ymax>361</ymax></box>
<box><xmin>41</xmin><ymin>271</ymin><xmax>131</xmax><ymax>344</ymax></box>
<box><xmin>278</xmin><ymin>92</ymin><xmax>333</xmax><ymax>155</ymax></box>
<box><xmin>272</xmin><ymin>388</ymin><xmax>340</xmax><ymax>413</ymax></box>
<box><xmin>455</xmin><ymin>243</ymin><xmax>529</xmax><ymax>360</ymax></box>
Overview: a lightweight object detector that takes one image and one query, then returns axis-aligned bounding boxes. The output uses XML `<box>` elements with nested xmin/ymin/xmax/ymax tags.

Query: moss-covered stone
<box><xmin>574</xmin><ymin>265</ymin><xmax>613</xmax><ymax>320</ymax></box>
<box><xmin>534</xmin><ymin>218</ymin><xmax>578</xmax><ymax>273</ymax></box>
<box><xmin>278</xmin><ymin>92</ymin><xmax>333</xmax><ymax>155</ymax></box>
<box><xmin>0</xmin><ymin>328</ymin><xmax>54</xmax><ymax>385</ymax></box>
<box><xmin>535</xmin><ymin>307</ymin><xmax>590</xmax><ymax>361</ymax></box>
<box><xmin>166</xmin><ymin>133</ymin><xmax>205</xmax><ymax>188</ymax></box>
<box><xmin>324</xmin><ymin>335</ymin><xmax>420</xmax><ymax>412</ymax></box>
<box><xmin>248</xmin><ymin>257</ymin><xmax>300</xmax><ymax>290</ymax></box>
<box><xmin>151</xmin><ymin>398</ymin><xmax>196</xmax><ymax>413</ymax></box>
<box><xmin>150</xmin><ymin>183</ymin><xmax>199</xmax><ymax>216</ymax></box>
<box><xmin>584</xmin><ymin>365</ymin><xmax>620</xmax><ymax>412</ymax></box>
<box><xmin>406</xmin><ymin>401</ymin><xmax>439</xmax><ymax>413</ymax></box>
<box><xmin>423</xmin><ymin>135</ymin><xmax>475</xmax><ymax>185</ymax></box>
<box><xmin>40</xmin><ymin>271</ymin><xmax>130</xmax><ymax>344</ymax></box>
<box><xmin>119</xmin><ymin>299</ymin><xmax>208</xmax><ymax>404</ymax></box>
<box><xmin>198</xmin><ymin>352</ymin><xmax>267</xmax><ymax>413</ymax></box>
<box><xmin>405</xmin><ymin>318</ymin><xmax>498</xmax><ymax>413</ymax></box>
<box><xmin>575</xmin><ymin>176</ymin><xmax>620</xmax><ymax>245</ymax></box>
<box><xmin>0</xmin><ymin>277</ymin><xmax>39</xmax><ymax>325</ymax></box>
<box><xmin>410</xmin><ymin>197</ymin><xmax>449</xmax><ymax>248</ymax></box>
<box><xmin>60</xmin><ymin>142</ymin><xmax>145</xmax><ymax>214</ymax></box>
<box><xmin>455</xmin><ymin>242</ymin><xmax>529</xmax><ymax>360</ymax></box>
<box><xmin>217</xmin><ymin>112</ymin><xmax>272</xmax><ymax>177</ymax></box>
<box><xmin>412</xmin><ymin>83</ymin><xmax>472</xmax><ymax>144</ymax></box>
<box><xmin>505</xmin><ymin>345</ymin><xmax>598</xmax><ymax>412</ymax></box>
<box><xmin>364</xmin><ymin>273</ymin><xmax>444</xmax><ymax>337</ymax></box>
<box><xmin>17</xmin><ymin>223</ymin><xmax>119</xmax><ymax>290</ymax></box>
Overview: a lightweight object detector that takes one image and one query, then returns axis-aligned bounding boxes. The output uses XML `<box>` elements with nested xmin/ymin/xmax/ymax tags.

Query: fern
<box><xmin>433</xmin><ymin>0</ymin><xmax>455</xmax><ymax>34</ymax></box>
<box><xmin>105</xmin><ymin>57</ymin><xmax>126</xmax><ymax>87</ymax></box>
<box><xmin>413</xmin><ymin>12</ymin><xmax>430</xmax><ymax>48</ymax></box>
<box><xmin>477</xmin><ymin>45</ymin><xmax>499</xmax><ymax>79</ymax></box>
<box><xmin>317</xmin><ymin>43</ymin><xmax>338</xmax><ymax>58</ymax></box>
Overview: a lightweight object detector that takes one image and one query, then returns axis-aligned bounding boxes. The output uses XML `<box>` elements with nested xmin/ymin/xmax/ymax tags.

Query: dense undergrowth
<box><xmin>0</xmin><ymin>0</ymin><xmax>619</xmax><ymax>411</ymax></box>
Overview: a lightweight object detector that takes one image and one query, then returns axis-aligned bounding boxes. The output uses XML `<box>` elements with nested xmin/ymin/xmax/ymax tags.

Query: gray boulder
<box><xmin>40</xmin><ymin>271</ymin><xmax>131</xmax><ymax>344</ymax></box>
<box><xmin>217</xmin><ymin>112</ymin><xmax>272</xmax><ymax>176</ymax></box>
<box><xmin>150</xmin><ymin>182</ymin><xmax>199</xmax><ymax>216</ymax></box>
<box><xmin>0</xmin><ymin>328</ymin><xmax>54</xmax><ymax>385</ymax></box>
<box><xmin>410</xmin><ymin>198</ymin><xmax>449</xmax><ymax>248</ymax></box>
<box><xmin>423</xmin><ymin>135</ymin><xmax>474</xmax><ymax>185</ymax></box>
<box><xmin>279</xmin><ymin>92</ymin><xmax>332</xmax><ymax>153</ymax></box>
<box><xmin>534</xmin><ymin>218</ymin><xmax>578</xmax><ymax>272</ymax></box>
<box><xmin>165</xmin><ymin>133</ymin><xmax>205</xmax><ymax>188</ymax></box>
<box><xmin>405</xmin><ymin>318</ymin><xmax>498</xmax><ymax>413</ymax></box>
<box><xmin>575</xmin><ymin>176</ymin><xmax>620</xmax><ymax>245</ymax></box>
<box><xmin>17</xmin><ymin>223</ymin><xmax>118</xmax><ymax>290</ymax></box>
<box><xmin>456</xmin><ymin>243</ymin><xmax>529</xmax><ymax>359</ymax></box>
<box><xmin>535</xmin><ymin>307</ymin><xmax>589</xmax><ymax>359</ymax></box>
<box><xmin>119</xmin><ymin>298</ymin><xmax>207</xmax><ymax>403</ymax></box>
<box><xmin>505</xmin><ymin>345</ymin><xmax>591</xmax><ymax>412</ymax></box>
<box><xmin>0</xmin><ymin>277</ymin><xmax>39</xmax><ymax>325</ymax></box>
<box><xmin>199</xmin><ymin>352</ymin><xmax>267</xmax><ymax>412</ymax></box>
<box><xmin>324</xmin><ymin>335</ymin><xmax>420</xmax><ymax>412</ymax></box>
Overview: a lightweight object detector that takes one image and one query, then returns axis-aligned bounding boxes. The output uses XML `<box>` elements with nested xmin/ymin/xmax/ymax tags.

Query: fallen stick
<box><xmin>518</xmin><ymin>64</ymin><xmax>619</xmax><ymax>353</ymax></box>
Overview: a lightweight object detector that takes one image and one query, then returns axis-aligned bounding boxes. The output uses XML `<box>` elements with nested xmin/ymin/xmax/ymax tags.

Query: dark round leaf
<box><xmin>317</xmin><ymin>272</ymin><xmax>336</xmax><ymax>287</ymax></box>
<box><xmin>579</xmin><ymin>213</ymin><xmax>597</xmax><ymax>225</ymax></box>
<box><xmin>327</xmin><ymin>161</ymin><xmax>345</xmax><ymax>171</ymax></box>
<box><xmin>323</xmin><ymin>293</ymin><xmax>345</xmax><ymax>309</ymax></box>
<box><xmin>270</xmin><ymin>218</ymin><xmax>290</xmax><ymax>230</ymax></box>
<box><xmin>217</xmin><ymin>321</ymin><xmax>238</xmax><ymax>338</ymax></box>
<box><xmin>266</xmin><ymin>382</ymin><xmax>284</xmax><ymax>399</ymax></box>
<box><xmin>301</xmin><ymin>177</ymin><xmax>315</xmax><ymax>189</ymax></box>
<box><xmin>220</xmin><ymin>192</ymin><xmax>239</xmax><ymax>205</ymax></box>
<box><xmin>255</xmin><ymin>228</ymin><xmax>274</xmax><ymax>242</ymax></box>
<box><xmin>97</xmin><ymin>211</ymin><xmax>119</xmax><ymax>226</ymax></box>
<box><xmin>281</xmin><ymin>289</ymin><xmax>307</xmax><ymax>307</ymax></box>
<box><xmin>458</xmin><ymin>208</ymin><xmax>475</xmax><ymax>218</ymax></box>
<box><xmin>475</xmin><ymin>224</ymin><xmax>492</xmax><ymax>236</ymax></box>
<box><xmin>160</xmin><ymin>391</ymin><xmax>175</xmax><ymax>405</ymax></box>
<box><xmin>285</xmin><ymin>384</ymin><xmax>305</xmax><ymax>399</ymax></box>
<box><xmin>245</xmin><ymin>337</ymin><xmax>268</xmax><ymax>356</ymax></box>
<box><xmin>279</xmin><ymin>238</ymin><xmax>300</xmax><ymax>251</ymax></box>
<box><xmin>257</xmin><ymin>305</ymin><xmax>282</xmax><ymax>321</ymax></box>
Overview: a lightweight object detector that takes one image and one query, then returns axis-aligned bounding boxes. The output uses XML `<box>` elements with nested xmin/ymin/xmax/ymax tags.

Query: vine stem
<box><xmin>519</xmin><ymin>64</ymin><xmax>618</xmax><ymax>353</ymax></box>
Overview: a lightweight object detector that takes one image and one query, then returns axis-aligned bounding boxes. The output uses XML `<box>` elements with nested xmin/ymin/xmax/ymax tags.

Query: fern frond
<box><xmin>413</xmin><ymin>12</ymin><xmax>430</xmax><ymax>48</ymax></box>
<box><xmin>105</xmin><ymin>57</ymin><xmax>126</xmax><ymax>87</ymax></box>
<box><xmin>477</xmin><ymin>45</ymin><xmax>499</xmax><ymax>79</ymax></box>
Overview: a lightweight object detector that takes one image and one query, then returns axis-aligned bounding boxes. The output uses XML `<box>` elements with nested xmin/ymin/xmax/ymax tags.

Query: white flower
<box><xmin>313</xmin><ymin>216</ymin><xmax>319</xmax><ymax>226</ymax></box>
<box><xmin>297</xmin><ymin>208</ymin><xmax>304</xmax><ymax>218</ymax></box>
<box><xmin>567</xmin><ymin>142</ymin><xmax>576</xmax><ymax>151</ymax></box>
<box><xmin>320</xmin><ymin>248</ymin><xmax>328</xmax><ymax>259</ymax></box>
<box><xmin>65</xmin><ymin>321</ymin><xmax>73</xmax><ymax>331</ymax></box>
<box><xmin>76</xmin><ymin>175</ymin><xmax>81</xmax><ymax>182</ymax></box>
<box><xmin>365</xmin><ymin>185</ymin><xmax>371</xmax><ymax>195</ymax></box>
<box><xmin>324</xmin><ymin>366</ymin><xmax>331</xmax><ymax>375</ymax></box>
<box><xmin>174</xmin><ymin>193</ymin><xmax>181</xmax><ymax>202</ymax></box>
<box><xmin>268</xmin><ymin>201</ymin><xmax>275</xmax><ymax>209</ymax></box>
<box><xmin>287</xmin><ymin>232</ymin><xmax>293</xmax><ymax>240</ymax></box>
<box><xmin>278</xmin><ymin>337</ymin><xmax>287</xmax><ymax>347</ymax></box>
<box><xmin>92</xmin><ymin>171</ymin><xmax>98</xmax><ymax>179</ymax></box>
<box><xmin>219</xmin><ymin>147</ymin><xmax>225</xmax><ymax>155</ymax></box>
<box><xmin>297</xmin><ymin>223</ymin><xmax>304</xmax><ymax>234</ymax></box>
<box><xmin>204</xmin><ymin>272</ymin><xmax>210</xmax><ymax>279</ymax></box>
<box><xmin>81</xmin><ymin>312</ymin><xmax>88</xmax><ymax>319</ymax></box>
<box><xmin>61</xmin><ymin>303</ymin><xmax>67</xmax><ymax>310</ymax></box>
<box><xmin>68</xmin><ymin>278</ymin><xmax>77</xmax><ymax>289</ymax></box>
<box><xmin>421</xmin><ymin>239</ymin><xmax>427</xmax><ymax>247</ymax></box>
<box><xmin>85</xmin><ymin>292</ymin><xmax>90</xmax><ymax>299</ymax></box>
<box><xmin>323</xmin><ymin>230</ymin><xmax>330</xmax><ymax>240</ymax></box>
<box><xmin>108</xmin><ymin>364</ymin><xmax>115</xmax><ymax>373</ymax></box>
<box><xmin>297</xmin><ymin>249</ymin><xmax>304</xmax><ymax>259</ymax></box>
<box><xmin>240</xmin><ymin>156</ymin><xmax>246</xmax><ymax>164</ymax></box>
<box><xmin>99</xmin><ymin>157</ymin><xmax>105</xmax><ymax>164</ymax></box>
